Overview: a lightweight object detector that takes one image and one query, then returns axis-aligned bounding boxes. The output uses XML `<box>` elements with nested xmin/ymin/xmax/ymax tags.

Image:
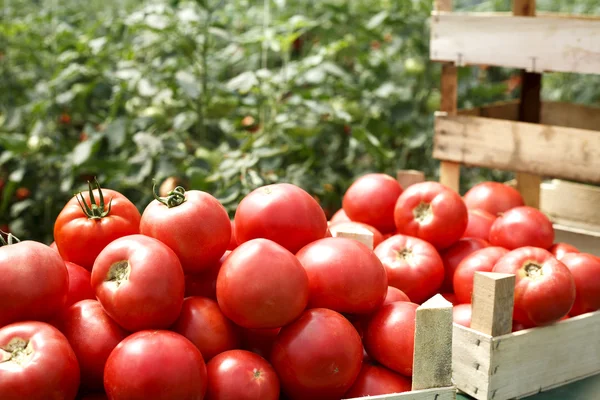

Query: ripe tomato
<box><xmin>234</xmin><ymin>183</ymin><xmax>328</xmax><ymax>253</ymax></box>
<box><xmin>394</xmin><ymin>182</ymin><xmax>468</xmax><ymax>250</ymax></box>
<box><xmin>296</xmin><ymin>238</ymin><xmax>387</xmax><ymax>314</ymax></box>
<box><xmin>64</xmin><ymin>261</ymin><xmax>95</xmax><ymax>310</ymax></box>
<box><xmin>59</xmin><ymin>300</ymin><xmax>128</xmax><ymax>391</ymax></box>
<box><xmin>454</xmin><ymin>247</ymin><xmax>510</xmax><ymax>304</ymax></box>
<box><xmin>441</xmin><ymin>238</ymin><xmax>489</xmax><ymax>292</ymax></box>
<box><xmin>171</xmin><ymin>297</ymin><xmax>240</xmax><ymax>362</ymax></box>
<box><xmin>91</xmin><ymin>234</ymin><xmax>185</xmax><ymax>331</ymax></box>
<box><xmin>81</xmin><ymin>394</ymin><xmax>108</xmax><ymax>400</ymax></box>
<box><xmin>489</xmin><ymin>206</ymin><xmax>554</xmax><ymax>250</ymax></box>
<box><xmin>440</xmin><ymin>292</ymin><xmax>458</xmax><ymax>305</ymax></box>
<box><xmin>0</xmin><ymin>240</ymin><xmax>68</xmax><ymax>326</ymax></box>
<box><xmin>344</xmin><ymin>363</ymin><xmax>411</xmax><ymax>398</ymax></box>
<box><xmin>104</xmin><ymin>330</ymin><xmax>207</xmax><ymax>400</ymax></box>
<box><xmin>342</xmin><ymin>173</ymin><xmax>403</xmax><ymax>233</ymax></box>
<box><xmin>0</xmin><ymin>321</ymin><xmax>79</xmax><ymax>400</ymax></box>
<box><xmin>364</xmin><ymin>301</ymin><xmax>419</xmax><ymax>377</ymax></box>
<box><xmin>463</xmin><ymin>181</ymin><xmax>524</xmax><ymax>216</ymax></box>
<box><xmin>463</xmin><ymin>209</ymin><xmax>496</xmax><ymax>240</ymax></box>
<box><xmin>330</xmin><ymin>208</ymin><xmax>351</xmax><ymax>224</ymax></box>
<box><xmin>271</xmin><ymin>308</ymin><xmax>362</xmax><ymax>400</ymax></box>
<box><xmin>49</xmin><ymin>241</ymin><xmax>58</xmax><ymax>251</ymax></box>
<box><xmin>549</xmin><ymin>242</ymin><xmax>580</xmax><ymax>261</ymax></box>
<box><xmin>206</xmin><ymin>350</ymin><xmax>280</xmax><ymax>400</ymax></box>
<box><xmin>185</xmin><ymin>251</ymin><xmax>230</xmax><ymax>300</ymax></box>
<box><xmin>383</xmin><ymin>287</ymin><xmax>410</xmax><ymax>305</ymax></box>
<box><xmin>560</xmin><ymin>253</ymin><xmax>600</xmax><ymax>316</ymax></box>
<box><xmin>228</xmin><ymin>220</ymin><xmax>238</xmax><ymax>250</ymax></box>
<box><xmin>240</xmin><ymin>327</ymin><xmax>281</xmax><ymax>360</ymax></box>
<box><xmin>54</xmin><ymin>180</ymin><xmax>141</xmax><ymax>270</ymax></box>
<box><xmin>492</xmin><ymin>247</ymin><xmax>575</xmax><ymax>326</ymax></box>
<box><xmin>374</xmin><ymin>234</ymin><xmax>444</xmax><ymax>304</ymax></box>
<box><xmin>15</xmin><ymin>187</ymin><xmax>31</xmax><ymax>201</ymax></box>
<box><xmin>217</xmin><ymin>239</ymin><xmax>309</xmax><ymax>329</ymax></box>
<box><xmin>329</xmin><ymin>221</ymin><xmax>384</xmax><ymax>248</ymax></box>
<box><xmin>140</xmin><ymin>186</ymin><xmax>231</xmax><ymax>274</ymax></box>
<box><xmin>453</xmin><ymin>304</ymin><xmax>472</xmax><ymax>327</ymax></box>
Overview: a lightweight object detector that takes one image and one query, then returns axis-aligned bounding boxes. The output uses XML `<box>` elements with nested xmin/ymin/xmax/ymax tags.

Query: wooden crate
<box><xmin>453</xmin><ymin>272</ymin><xmax>600</xmax><ymax>400</ymax></box>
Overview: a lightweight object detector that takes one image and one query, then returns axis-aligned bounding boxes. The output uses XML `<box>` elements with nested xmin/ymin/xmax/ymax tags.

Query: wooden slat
<box><xmin>457</xmin><ymin>100</ymin><xmax>520</xmax><ymax>119</ymax></box>
<box><xmin>553</xmin><ymin>224</ymin><xmax>600</xmax><ymax>257</ymax></box>
<box><xmin>397</xmin><ymin>170</ymin><xmax>426</xmax><ymax>189</ymax></box>
<box><xmin>540</xmin><ymin>179</ymin><xmax>600</xmax><ymax>229</ymax></box>
<box><xmin>347</xmin><ymin>386</ymin><xmax>456</xmax><ymax>400</ymax></box>
<box><xmin>430</xmin><ymin>12</ymin><xmax>600</xmax><ymax>75</ymax></box>
<box><xmin>329</xmin><ymin>225</ymin><xmax>374</xmax><ymax>250</ymax></box>
<box><xmin>452</xmin><ymin>324</ymin><xmax>493</xmax><ymax>399</ymax></box>
<box><xmin>470</xmin><ymin>272</ymin><xmax>515</xmax><ymax>337</ymax></box>
<box><xmin>433</xmin><ymin>114</ymin><xmax>600</xmax><ymax>184</ymax></box>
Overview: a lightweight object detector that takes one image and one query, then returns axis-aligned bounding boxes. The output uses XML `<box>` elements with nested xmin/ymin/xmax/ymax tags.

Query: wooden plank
<box><xmin>412</xmin><ymin>294</ymin><xmax>453</xmax><ymax>390</ymax></box>
<box><xmin>470</xmin><ymin>273</ymin><xmax>515</xmax><ymax>337</ymax></box>
<box><xmin>433</xmin><ymin>114</ymin><xmax>600</xmax><ymax>184</ymax></box>
<box><xmin>347</xmin><ymin>386</ymin><xmax>456</xmax><ymax>400</ymax></box>
<box><xmin>457</xmin><ymin>100</ymin><xmax>520</xmax><ymax>120</ymax></box>
<box><xmin>397</xmin><ymin>170</ymin><xmax>426</xmax><ymax>189</ymax></box>
<box><xmin>540</xmin><ymin>180</ymin><xmax>600</xmax><ymax>229</ymax></box>
<box><xmin>430</xmin><ymin>13</ymin><xmax>600</xmax><ymax>75</ymax></box>
<box><xmin>553</xmin><ymin>224</ymin><xmax>600</xmax><ymax>257</ymax></box>
<box><xmin>515</xmin><ymin>172</ymin><xmax>541</xmax><ymax>209</ymax></box>
<box><xmin>329</xmin><ymin>225</ymin><xmax>374</xmax><ymax>250</ymax></box>
<box><xmin>452</xmin><ymin>324</ymin><xmax>494</xmax><ymax>399</ymax></box>
<box><xmin>513</xmin><ymin>0</ymin><xmax>536</xmax><ymax>17</ymax></box>
<box><xmin>541</xmin><ymin>102</ymin><xmax>600</xmax><ymax>131</ymax></box>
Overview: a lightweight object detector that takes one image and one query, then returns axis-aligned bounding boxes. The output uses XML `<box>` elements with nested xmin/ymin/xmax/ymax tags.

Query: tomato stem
<box><xmin>0</xmin><ymin>230</ymin><xmax>20</xmax><ymax>246</ymax></box>
<box><xmin>152</xmin><ymin>179</ymin><xmax>186</xmax><ymax>208</ymax></box>
<box><xmin>75</xmin><ymin>178</ymin><xmax>113</xmax><ymax>220</ymax></box>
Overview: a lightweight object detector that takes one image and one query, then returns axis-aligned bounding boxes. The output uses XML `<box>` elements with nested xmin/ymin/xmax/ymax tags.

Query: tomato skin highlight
<box><xmin>560</xmin><ymin>253</ymin><xmax>600</xmax><ymax>316</ymax></box>
<box><xmin>453</xmin><ymin>304</ymin><xmax>472</xmax><ymax>327</ymax></box>
<box><xmin>440</xmin><ymin>237</ymin><xmax>489</xmax><ymax>292</ymax></box>
<box><xmin>463</xmin><ymin>181</ymin><xmax>524</xmax><ymax>216</ymax></box>
<box><xmin>453</xmin><ymin>247</ymin><xmax>510</xmax><ymax>304</ymax></box>
<box><xmin>0</xmin><ymin>321</ymin><xmax>80</xmax><ymax>400</ymax></box>
<box><xmin>489</xmin><ymin>206</ymin><xmax>554</xmax><ymax>250</ymax></box>
<box><xmin>344</xmin><ymin>363</ymin><xmax>412</xmax><ymax>398</ymax></box>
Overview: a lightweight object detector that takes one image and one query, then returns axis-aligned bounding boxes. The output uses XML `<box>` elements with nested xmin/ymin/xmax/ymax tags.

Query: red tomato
<box><xmin>234</xmin><ymin>183</ymin><xmax>328</xmax><ymax>253</ymax></box>
<box><xmin>50</xmin><ymin>241</ymin><xmax>58</xmax><ymax>251</ymax></box>
<box><xmin>227</xmin><ymin>220</ymin><xmax>238</xmax><ymax>250</ymax></box>
<box><xmin>271</xmin><ymin>308</ymin><xmax>363</xmax><ymax>400</ymax></box>
<box><xmin>344</xmin><ymin>363</ymin><xmax>411</xmax><ymax>398</ymax></box>
<box><xmin>441</xmin><ymin>238</ymin><xmax>489</xmax><ymax>292</ymax></box>
<box><xmin>329</xmin><ymin>221</ymin><xmax>384</xmax><ymax>248</ymax></box>
<box><xmin>15</xmin><ymin>187</ymin><xmax>31</xmax><ymax>201</ymax></box>
<box><xmin>240</xmin><ymin>327</ymin><xmax>281</xmax><ymax>360</ymax></box>
<box><xmin>217</xmin><ymin>239</ymin><xmax>309</xmax><ymax>329</ymax></box>
<box><xmin>374</xmin><ymin>234</ymin><xmax>444</xmax><ymax>304</ymax></box>
<box><xmin>383</xmin><ymin>287</ymin><xmax>410</xmax><ymax>305</ymax></box>
<box><xmin>394</xmin><ymin>182</ymin><xmax>468</xmax><ymax>250</ymax></box>
<box><xmin>81</xmin><ymin>394</ymin><xmax>108</xmax><ymax>400</ymax></box>
<box><xmin>364</xmin><ymin>302</ymin><xmax>419</xmax><ymax>377</ymax></box>
<box><xmin>549</xmin><ymin>242</ymin><xmax>580</xmax><ymax>261</ymax></box>
<box><xmin>454</xmin><ymin>247</ymin><xmax>510</xmax><ymax>304</ymax></box>
<box><xmin>59</xmin><ymin>300</ymin><xmax>128</xmax><ymax>391</ymax></box>
<box><xmin>54</xmin><ymin>181</ymin><xmax>141</xmax><ymax>270</ymax></box>
<box><xmin>296</xmin><ymin>237</ymin><xmax>387</xmax><ymax>314</ymax></box>
<box><xmin>463</xmin><ymin>209</ymin><xmax>496</xmax><ymax>240</ymax></box>
<box><xmin>206</xmin><ymin>350</ymin><xmax>280</xmax><ymax>400</ymax></box>
<box><xmin>140</xmin><ymin>187</ymin><xmax>230</xmax><ymax>274</ymax></box>
<box><xmin>453</xmin><ymin>304</ymin><xmax>472</xmax><ymax>327</ymax></box>
<box><xmin>560</xmin><ymin>253</ymin><xmax>600</xmax><ymax>316</ymax></box>
<box><xmin>489</xmin><ymin>206</ymin><xmax>554</xmax><ymax>250</ymax></box>
<box><xmin>64</xmin><ymin>261</ymin><xmax>95</xmax><ymax>309</ymax></box>
<box><xmin>104</xmin><ymin>330</ymin><xmax>207</xmax><ymax>400</ymax></box>
<box><xmin>330</xmin><ymin>208</ymin><xmax>351</xmax><ymax>224</ymax></box>
<box><xmin>184</xmin><ymin>251</ymin><xmax>230</xmax><ymax>300</ymax></box>
<box><xmin>91</xmin><ymin>235</ymin><xmax>185</xmax><ymax>331</ymax></box>
<box><xmin>463</xmin><ymin>182</ymin><xmax>524</xmax><ymax>216</ymax></box>
<box><xmin>171</xmin><ymin>297</ymin><xmax>240</xmax><ymax>362</ymax></box>
<box><xmin>0</xmin><ymin>321</ymin><xmax>80</xmax><ymax>400</ymax></box>
<box><xmin>440</xmin><ymin>292</ymin><xmax>458</xmax><ymax>305</ymax></box>
<box><xmin>492</xmin><ymin>247</ymin><xmax>576</xmax><ymax>326</ymax></box>
<box><xmin>0</xmin><ymin>240</ymin><xmax>68</xmax><ymax>326</ymax></box>
<box><xmin>342</xmin><ymin>173</ymin><xmax>403</xmax><ymax>233</ymax></box>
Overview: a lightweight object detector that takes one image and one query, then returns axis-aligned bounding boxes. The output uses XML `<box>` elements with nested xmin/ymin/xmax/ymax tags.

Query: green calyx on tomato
<box><xmin>106</xmin><ymin>260</ymin><xmax>131</xmax><ymax>287</ymax></box>
<box><xmin>395</xmin><ymin>248</ymin><xmax>414</xmax><ymax>264</ymax></box>
<box><xmin>523</xmin><ymin>261</ymin><xmax>543</xmax><ymax>278</ymax></box>
<box><xmin>0</xmin><ymin>338</ymin><xmax>33</xmax><ymax>366</ymax></box>
<box><xmin>152</xmin><ymin>179</ymin><xmax>186</xmax><ymax>208</ymax></box>
<box><xmin>76</xmin><ymin>178</ymin><xmax>113</xmax><ymax>220</ymax></box>
<box><xmin>0</xmin><ymin>230</ymin><xmax>20</xmax><ymax>246</ymax></box>
<box><xmin>413</xmin><ymin>202</ymin><xmax>433</xmax><ymax>224</ymax></box>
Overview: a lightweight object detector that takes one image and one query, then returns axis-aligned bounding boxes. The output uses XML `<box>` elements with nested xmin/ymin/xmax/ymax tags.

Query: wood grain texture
<box><xmin>540</xmin><ymin>180</ymin><xmax>600</xmax><ymax>229</ymax></box>
<box><xmin>515</xmin><ymin>172</ymin><xmax>541</xmax><ymax>209</ymax></box>
<box><xmin>513</xmin><ymin>0</ymin><xmax>536</xmax><ymax>17</ymax></box>
<box><xmin>433</xmin><ymin>114</ymin><xmax>600</xmax><ymax>184</ymax></box>
<box><xmin>397</xmin><ymin>170</ymin><xmax>426</xmax><ymax>189</ymax></box>
<box><xmin>346</xmin><ymin>386</ymin><xmax>456</xmax><ymax>400</ymax></box>
<box><xmin>452</xmin><ymin>324</ymin><xmax>494</xmax><ymax>399</ymax></box>
<box><xmin>430</xmin><ymin>13</ymin><xmax>600</xmax><ymax>75</ymax></box>
<box><xmin>470</xmin><ymin>273</ymin><xmax>515</xmax><ymax>337</ymax></box>
<box><xmin>329</xmin><ymin>225</ymin><xmax>374</xmax><ymax>250</ymax></box>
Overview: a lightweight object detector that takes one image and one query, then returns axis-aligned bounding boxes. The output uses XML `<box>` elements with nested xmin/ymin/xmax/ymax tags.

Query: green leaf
<box><xmin>173</xmin><ymin>111</ymin><xmax>198</xmax><ymax>131</ymax></box>
<box><xmin>0</xmin><ymin>134</ymin><xmax>28</xmax><ymax>153</ymax></box>
<box><xmin>71</xmin><ymin>138</ymin><xmax>100</xmax><ymax>166</ymax></box>
<box><xmin>106</xmin><ymin>118</ymin><xmax>127</xmax><ymax>152</ymax></box>
<box><xmin>176</xmin><ymin>71</ymin><xmax>201</xmax><ymax>99</ymax></box>
<box><xmin>366</xmin><ymin>11</ymin><xmax>388</xmax><ymax>30</ymax></box>
<box><xmin>9</xmin><ymin>167</ymin><xmax>25</xmax><ymax>183</ymax></box>
<box><xmin>227</xmin><ymin>71</ymin><xmax>258</xmax><ymax>93</ymax></box>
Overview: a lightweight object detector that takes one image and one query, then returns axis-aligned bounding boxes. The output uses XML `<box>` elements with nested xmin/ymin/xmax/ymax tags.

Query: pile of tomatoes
<box><xmin>1</xmin><ymin>174</ymin><xmax>599</xmax><ymax>400</ymax></box>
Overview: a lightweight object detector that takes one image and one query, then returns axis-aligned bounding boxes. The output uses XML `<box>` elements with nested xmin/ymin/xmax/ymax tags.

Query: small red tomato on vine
<box><xmin>15</xmin><ymin>187</ymin><xmax>31</xmax><ymax>201</ymax></box>
<box><xmin>59</xmin><ymin>113</ymin><xmax>71</xmax><ymax>124</ymax></box>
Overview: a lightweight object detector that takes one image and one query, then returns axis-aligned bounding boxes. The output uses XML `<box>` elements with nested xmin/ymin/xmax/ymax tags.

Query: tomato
<box><xmin>0</xmin><ymin>321</ymin><xmax>79</xmax><ymax>400</ymax></box>
<box><xmin>489</xmin><ymin>206</ymin><xmax>554</xmax><ymax>250</ymax></box>
<box><xmin>463</xmin><ymin>182</ymin><xmax>524</xmax><ymax>216</ymax></box>
<box><xmin>296</xmin><ymin>237</ymin><xmax>387</xmax><ymax>314</ymax></box>
<box><xmin>342</xmin><ymin>173</ymin><xmax>403</xmax><ymax>233</ymax></box>
<box><xmin>492</xmin><ymin>247</ymin><xmax>576</xmax><ymax>326</ymax></box>
<box><xmin>463</xmin><ymin>209</ymin><xmax>496</xmax><ymax>240</ymax></box>
<box><xmin>440</xmin><ymin>292</ymin><xmax>458</xmax><ymax>305</ymax></box>
<box><xmin>64</xmin><ymin>261</ymin><xmax>95</xmax><ymax>309</ymax></box>
<box><xmin>49</xmin><ymin>241</ymin><xmax>58</xmax><ymax>251</ymax></box>
<box><xmin>454</xmin><ymin>247</ymin><xmax>510</xmax><ymax>304</ymax></box>
<box><xmin>81</xmin><ymin>394</ymin><xmax>108</xmax><ymax>400</ymax></box>
<box><xmin>234</xmin><ymin>183</ymin><xmax>328</xmax><ymax>253</ymax></box>
<box><xmin>383</xmin><ymin>287</ymin><xmax>410</xmax><ymax>305</ymax></box>
<box><xmin>364</xmin><ymin>301</ymin><xmax>419</xmax><ymax>377</ymax></box>
<box><xmin>560</xmin><ymin>253</ymin><xmax>600</xmax><ymax>316</ymax></box>
<box><xmin>330</xmin><ymin>208</ymin><xmax>351</xmax><ymax>224</ymax></box>
<box><xmin>549</xmin><ymin>242</ymin><xmax>580</xmax><ymax>261</ymax></box>
<box><xmin>140</xmin><ymin>185</ymin><xmax>230</xmax><ymax>274</ymax></box>
<box><xmin>344</xmin><ymin>363</ymin><xmax>411</xmax><ymax>398</ymax></box>
<box><xmin>240</xmin><ymin>327</ymin><xmax>281</xmax><ymax>360</ymax></box>
<box><xmin>440</xmin><ymin>238</ymin><xmax>489</xmax><ymax>292</ymax></box>
<box><xmin>171</xmin><ymin>297</ymin><xmax>240</xmax><ymax>362</ymax></box>
<box><xmin>453</xmin><ymin>304</ymin><xmax>472</xmax><ymax>327</ymax></box>
<box><xmin>228</xmin><ymin>220</ymin><xmax>238</xmax><ymax>250</ymax></box>
<box><xmin>394</xmin><ymin>182</ymin><xmax>468</xmax><ymax>250</ymax></box>
<box><xmin>91</xmin><ymin>234</ymin><xmax>185</xmax><ymax>331</ymax></box>
<box><xmin>217</xmin><ymin>239</ymin><xmax>309</xmax><ymax>329</ymax></box>
<box><xmin>104</xmin><ymin>330</ymin><xmax>207</xmax><ymax>400</ymax></box>
<box><xmin>15</xmin><ymin>187</ymin><xmax>31</xmax><ymax>201</ymax></box>
<box><xmin>206</xmin><ymin>350</ymin><xmax>280</xmax><ymax>400</ymax></box>
<box><xmin>0</xmin><ymin>240</ymin><xmax>68</xmax><ymax>326</ymax></box>
<box><xmin>374</xmin><ymin>234</ymin><xmax>444</xmax><ymax>304</ymax></box>
<box><xmin>329</xmin><ymin>221</ymin><xmax>384</xmax><ymax>248</ymax></box>
<box><xmin>59</xmin><ymin>300</ymin><xmax>128</xmax><ymax>391</ymax></box>
<box><xmin>271</xmin><ymin>308</ymin><xmax>363</xmax><ymax>400</ymax></box>
<box><xmin>185</xmin><ymin>251</ymin><xmax>230</xmax><ymax>300</ymax></box>
<box><xmin>54</xmin><ymin>180</ymin><xmax>141</xmax><ymax>270</ymax></box>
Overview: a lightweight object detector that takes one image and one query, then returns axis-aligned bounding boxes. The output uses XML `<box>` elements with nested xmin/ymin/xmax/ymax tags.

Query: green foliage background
<box><xmin>1</xmin><ymin>0</ymin><xmax>599</xmax><ymax>242</ymax></box>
